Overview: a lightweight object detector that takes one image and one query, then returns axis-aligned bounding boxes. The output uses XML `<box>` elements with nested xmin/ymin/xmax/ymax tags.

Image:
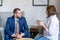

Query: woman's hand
<box><xmin>38</xmin><ymin>21</ymin><xmax>45</xmax><ymax>27</ymax></box>
<box><xmin>38</xmin><ymin>21</ymin><xmax>48</xmax><ymax>31</ymax></box>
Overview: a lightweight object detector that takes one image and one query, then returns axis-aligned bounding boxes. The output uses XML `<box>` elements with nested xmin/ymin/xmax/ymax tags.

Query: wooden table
<box><xmin>16</xmin><ymin>38</ymin><xmax>33</xmax><ymax>40</ymax></box>
<box><xmin>30</xmin><ymin>26</ymin><xmax>38</xmax><ymax>38</ymax></box>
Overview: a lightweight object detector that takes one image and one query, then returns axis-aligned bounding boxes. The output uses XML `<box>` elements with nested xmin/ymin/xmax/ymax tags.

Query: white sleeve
<box><xmin>48</xmin><ymin>18</ymin><xmax>59</xmax><ymax>36</ymax></box>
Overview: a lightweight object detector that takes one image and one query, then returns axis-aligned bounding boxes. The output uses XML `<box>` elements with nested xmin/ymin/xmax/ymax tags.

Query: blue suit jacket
<box><xmin>4</xmin><ymin>16</ymin><xmax>30</xmax><ymax>40</ymax></box>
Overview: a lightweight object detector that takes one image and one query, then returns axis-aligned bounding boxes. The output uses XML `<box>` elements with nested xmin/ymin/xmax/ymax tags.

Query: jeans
<box><xmin>34</xmin><ymin>34</ymin><xmax>50</xmax><ymax>40</ymax></box>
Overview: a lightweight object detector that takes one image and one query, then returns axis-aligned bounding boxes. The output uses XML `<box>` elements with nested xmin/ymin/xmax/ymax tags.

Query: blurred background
<box><xmin>0</xmin><ymin>0</ymin><xmax>60</xmax><ymax>40</ymax></box>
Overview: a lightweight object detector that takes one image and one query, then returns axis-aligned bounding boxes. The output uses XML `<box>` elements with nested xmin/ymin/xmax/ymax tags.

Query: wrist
<box><xmin>21</xmin><ymin>33</ymin><xmax>25</xmax><ymax>37</ymax></box>
<box><xmin>12</xmin><ymin>34</ymin><xmax>17</xmax><ymax>38</ymax></box>
<box><xmin>12</xmin><ymin>34</ymin><xmax>15</xmax><ymax>37</ymax></box>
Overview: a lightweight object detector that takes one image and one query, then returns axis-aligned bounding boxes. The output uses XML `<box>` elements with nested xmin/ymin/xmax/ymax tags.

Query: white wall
<box><xmin>0</xmin><ymin>0</ymin><xmax>60</xmax><ymax>27</ymax></box>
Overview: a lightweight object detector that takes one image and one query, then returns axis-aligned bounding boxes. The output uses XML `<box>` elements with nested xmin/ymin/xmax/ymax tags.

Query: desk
<box><xmin>30</xmin><ymin>26</ymin><xmax>38</xmax><ymax>38</ymax></box>
<box><xmin>30</xmin><ymin>26</ymin><xmax>44</xmax><ymax>38</ymax></box>
<box><xmin>16</xmin><ymin>38</ymin><xmax>33</xmax><ymax>40</ymax></box>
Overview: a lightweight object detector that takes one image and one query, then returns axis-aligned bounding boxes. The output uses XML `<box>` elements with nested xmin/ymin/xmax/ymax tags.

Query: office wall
<box><xmin>0</xmin><ymin>0</ymin><xmax>60</xmax><ymax>27</ymax></box>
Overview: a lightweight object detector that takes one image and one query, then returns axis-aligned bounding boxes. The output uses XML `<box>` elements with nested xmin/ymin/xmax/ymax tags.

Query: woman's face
<box><xmin>46</xmin><ymin>10</ymin><xmax>48</xmax><ymax>16</ymax></box>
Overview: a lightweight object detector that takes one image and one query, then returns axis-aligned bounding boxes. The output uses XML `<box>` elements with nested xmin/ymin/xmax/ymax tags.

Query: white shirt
<box><xmin>15</xmin><ymin>17</ymin><xmax>19</xmax><ymax>33</ymax></box>
<box><xmin>44</xmin><ymin>14</ymin><xmax>59</xmax><ymax>40</ymax></box>
<box><xmin>12</xmin><ymin>17</ymin><xmax>19</xmax><ymax>36</ymax></box>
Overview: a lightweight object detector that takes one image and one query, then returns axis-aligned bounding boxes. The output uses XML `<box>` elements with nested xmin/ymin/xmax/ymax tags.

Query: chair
<box><xmin>0</xmin><ymin>27</ymin><xmax>4</xmax><ymax>40</ymax></box>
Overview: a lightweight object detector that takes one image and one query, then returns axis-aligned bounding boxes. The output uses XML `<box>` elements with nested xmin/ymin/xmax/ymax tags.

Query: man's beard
<box><xmin>16</xmin><ymin>16</ymin><xmax>22</xmax><ymax>19</ymax></box>
<box><xmin>16</xmin><ymin>16</ymin><xmax>20</xmax><ymax>19</ymax></box>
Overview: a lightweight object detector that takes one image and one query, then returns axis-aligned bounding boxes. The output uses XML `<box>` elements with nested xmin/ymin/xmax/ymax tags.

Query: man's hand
<box><xmin>16</xmin><ymin>34</ymin><xmax>22</xmax><ymax>39</ymax></box>
<box><xmin>12</xmin><ymin>34</ymin><xmax>17</xmax><ymax>38</ymax></box>
<box><xmin>16</xmin><ymin>33</ymin><xmax>25</xmax><ymax>39</ymax></box>
<box><xmin>12</xmin><ymin>33</ymin><xmax>25</xmax><ymax>39</ymax></box>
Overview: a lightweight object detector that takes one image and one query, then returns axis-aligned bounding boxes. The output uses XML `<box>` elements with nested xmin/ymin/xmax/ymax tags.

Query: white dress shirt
<box><xmin>12</xmin><ymin>17</ymin><xmax>19</xmax><ymax>36</ymax></box>
<box><xmin>44</xmin><ymin>14</ymin><xmax>59</xmax><ymax>40</ymax></box>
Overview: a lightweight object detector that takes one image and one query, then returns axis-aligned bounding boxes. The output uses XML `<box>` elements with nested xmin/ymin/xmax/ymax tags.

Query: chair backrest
<box><xmin>0</xmin><ymin>12</ymin><xmax>13</xmax><ymax>27</ymax></box>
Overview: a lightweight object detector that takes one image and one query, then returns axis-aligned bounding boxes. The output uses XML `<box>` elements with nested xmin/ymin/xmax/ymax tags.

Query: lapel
<box><xmin>12</xmin><ymin>16</ymin><xmax>23</xmax><ymax>32</ymax></box>
<box><xmin>12</xmin><ymin>16</ymin><xmax>15</xmax><ymax>31</ymax></box>
<box><xmin>18</xmin><ymin>17</ymin><xmax>23</xmax><ymax>29</ymax></box>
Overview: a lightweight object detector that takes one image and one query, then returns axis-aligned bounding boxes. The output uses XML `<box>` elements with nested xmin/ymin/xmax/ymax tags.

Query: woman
<box><xmin>34</xmin><ymin>5</ymin><xmax>59</xmax><ymax>40</ymax></box>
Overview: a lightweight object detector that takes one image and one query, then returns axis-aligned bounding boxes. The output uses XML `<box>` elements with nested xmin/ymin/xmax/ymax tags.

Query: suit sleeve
<box><xmin>4</xmin><ymin>18</ymin><xmax>13</xmax><ymax>37</ymax></box>
<box><xmin>23</xmin><ymin>17</ymin><xmax>30</xmax><ymax>37</ymax></box>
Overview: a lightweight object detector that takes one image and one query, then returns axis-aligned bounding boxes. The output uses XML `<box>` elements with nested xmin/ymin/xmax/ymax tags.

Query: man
<box><xmin>4</xmin><ymin>8</ymin><xmax>30</xmax><ymax>40</ymax></box>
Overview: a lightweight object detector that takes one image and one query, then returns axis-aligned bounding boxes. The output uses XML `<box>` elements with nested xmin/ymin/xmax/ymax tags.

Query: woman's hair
<box><xmin>46</xmin><ymin>5</ymin><xmax>56</xmax><ymax>18</ymax></box>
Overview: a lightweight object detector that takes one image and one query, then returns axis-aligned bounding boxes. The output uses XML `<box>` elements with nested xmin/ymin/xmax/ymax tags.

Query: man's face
<box><xmin>15</xmin><ymin>10</ymin><xmax>22</xmax><ymax>18</ymax></box>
